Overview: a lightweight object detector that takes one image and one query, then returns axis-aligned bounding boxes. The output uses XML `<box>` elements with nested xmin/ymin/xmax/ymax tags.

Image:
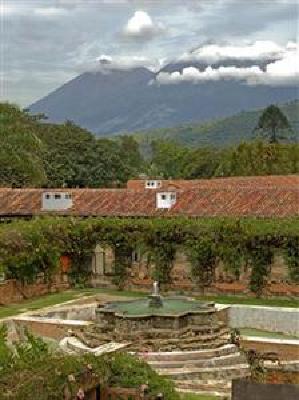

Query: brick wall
<box><xmin>0</xmin><ymin>275</ymin><xmax>70</xmax><ymax>305</ymax></box>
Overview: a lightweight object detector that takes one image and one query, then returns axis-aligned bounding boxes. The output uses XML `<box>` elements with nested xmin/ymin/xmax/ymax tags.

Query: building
<box><xmin>0</xmin><ymin>175</ymin><xmax>298</xmax><ymax>297</ymax></box>
<box><xmin>0</xmin><ymin>175</ymin><xmax>298</xmax><ymax>219</ymax></box>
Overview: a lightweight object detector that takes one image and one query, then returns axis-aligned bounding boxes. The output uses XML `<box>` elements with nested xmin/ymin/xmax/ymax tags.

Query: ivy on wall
<box><xmin>186</xmin><ymin>235</ymin><xmax>217</xmax><ymax>294</ymax></box>
<box><xmin>0</xmin><ymin>216</ymin><xmax>298</xmax><ymax>296</ymax></box>
<box><xmin>285</xmin><ymin>237</ymin><xmax>299</xmax><ymax>283</ymax></box>
<box><xmin>248</xmin><ymin>237</ymin><xmax>274</xmax><ymax>297</ymax></box>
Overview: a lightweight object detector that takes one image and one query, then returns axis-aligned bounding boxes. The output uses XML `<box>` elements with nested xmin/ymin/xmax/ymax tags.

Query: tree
<box><xmin>254</xmin><ymin>105</ymin><xmax>292</xmax><ymax>143</ymax></box>
<box><xmin>0</xmin><ymin>104</ymin><xmax>47</xmax><ymax>187</ymax></box>
<box><xmin>183</xmin><ymin>147</ymin><xmax>224</xmax><ymax>178</ymax></box>
<box><xmin>150</xmin><ymin>140</ymin><xmax>190</xmax><ymax>178</ymax></box>
<box><xmin>119</xmin><ymin>135</ymin><xmax>143</xmax><ymax>175</ymax></box>
<box><xmin>215</xmin><ymin>141</ymin><xmax>299</xmax><ymax>177</ymax></box>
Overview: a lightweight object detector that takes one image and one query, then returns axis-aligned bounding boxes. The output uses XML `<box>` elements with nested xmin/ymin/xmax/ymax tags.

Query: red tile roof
<box><xmin>127</xmin><ymin>175</ymin><xmax>299</xmax><ymax>190</ymax></box>
<box><xmin>0</xmin><ymin>176</ymin><xmax>298</xmax><ymax>218</ymax></box>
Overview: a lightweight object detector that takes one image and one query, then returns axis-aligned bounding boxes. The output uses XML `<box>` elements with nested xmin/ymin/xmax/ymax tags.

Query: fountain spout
<box><xmin>148</xmin><ymin>281</ymin><xmax>163</xmax><ymax>308</ymax></box>
<box><xmin>152</xmin><ymin>281</ymin><xmax>159</xmax><ymax>296</ymax></box>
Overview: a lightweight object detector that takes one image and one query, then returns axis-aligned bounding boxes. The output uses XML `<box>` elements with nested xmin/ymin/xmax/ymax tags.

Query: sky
<box><xmin>0</xmin><ymin>0</ymin><xmax>298</xmax><ymax>106</ymax></box>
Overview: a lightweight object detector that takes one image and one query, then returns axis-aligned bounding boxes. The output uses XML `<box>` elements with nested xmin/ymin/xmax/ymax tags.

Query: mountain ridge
<box><xmin>29</xmin><ymin>61</ymin><xmax>298</xmax><ymax>136</ymax></box>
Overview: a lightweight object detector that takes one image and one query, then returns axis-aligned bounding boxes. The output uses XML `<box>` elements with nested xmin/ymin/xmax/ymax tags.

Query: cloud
<box><xmin>181</xmin><ymin>41</ymin><xmax>286</xmax><ymax>62</ymax></box>
<box><xmin>0</xmin><ymin>3</ymin><xmax>67</xmax><ymax>17</ymax></box>
<box><xmin>156</xmin><ymin>42</ymin><xmax>299</xmax><ymax>86</ymax></box>
<box><xmin>123</xmin><ymin>10</ymin><xmax>165</xmax><ymax>39</ymax></box>
<box><xmin>33</xmin><ymin>8</ymin><xmax>67</xmax><ymax>17</ymax></box>
<box><xmin>156</xmin><ymin>65</ymin><xmax>264</xmax><ymax>84</ymax></box>
<box><xmin>255</xmin><ymin>45</ymin><xmax>299</xmax><ymax>85</ymax></box>
<box><xmin>0</xmin><ymin>4</ymin><xmax>13</xmax><ymax>15</ymax></box>
<box><xmin>95</xmin><ymin>54</ymin><xmax>162</xmax><ymax>72</ymax></box>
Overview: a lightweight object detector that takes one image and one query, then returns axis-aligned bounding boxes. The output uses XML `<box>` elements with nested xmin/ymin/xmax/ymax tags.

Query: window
<box><xmin>42</xmin><ymin>192</ymin><xmax>73</xmax><ymax>211</ymax></box>
<box><xmin>145</xmin><ymin>180</ymin><xmax>162</xmax><ymax>189</ymax></box>
<box><xmin>156</xmin><ymin>192</ymin><xmax>177</xmax><ymax>209</ymax></box>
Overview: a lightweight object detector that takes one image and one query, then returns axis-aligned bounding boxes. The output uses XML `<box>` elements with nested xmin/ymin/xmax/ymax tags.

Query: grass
<box><xmin>1</xmin><ymin>286</ymin><xmax>298</xmax><ymax>320</ymax></box>
<box><xmin>195</xmin><ymin>294</ymin><xmax>299</xmax><ymax>308</ymax></box>
<box><xmin>0</xmin><ymin>289</ymin><xmax>96</xmax><ymax>319</ymax></box>
<box><xmin>240</xmin><ymin>328</ymin><xmax>299</xmax><ymax>340</ymax></box>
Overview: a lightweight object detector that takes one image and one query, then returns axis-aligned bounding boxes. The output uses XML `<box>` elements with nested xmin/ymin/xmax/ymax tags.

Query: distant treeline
<box><xmin>0</xmin><ymin>103</ymin><xmax>298</xmax><ymax>188</ymax></box>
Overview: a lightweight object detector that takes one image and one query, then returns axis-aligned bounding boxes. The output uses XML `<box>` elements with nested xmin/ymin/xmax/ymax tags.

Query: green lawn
<box><xmin>0</xmin><ymin>289</ymin><xmax>96</xmax><ymax>319</ymax></box>
<box><xmin>240</xmin><ymin>328</ymin><xmax>299</xmax><ymax>340</ymax></box>
<box><xmin>195</xmin><ymin>294</ymin><xmax>299</xmax><ymax>308</ymax></box>
<box><xmin>0</xmin><ymin>287</ymin><xmax>298</xmax><ymax>320</ymax></box>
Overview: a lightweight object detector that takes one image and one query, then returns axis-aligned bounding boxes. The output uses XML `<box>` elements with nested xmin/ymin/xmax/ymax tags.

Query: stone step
<box><xmin>175</xmin><ymin>339</ymin><xmax>229</xmax><ymax>351</ymax></box>
<box><xmin>130</xmin><ymin>340</ymin><xmax>230</xmax><ymax>353</ymax></box>
<box><xmin>147</xmin><ymin>352</ymin><xmax>246</xmax><ymax>369</ymax></box>
<box><xmin>134</xmin><ymin>332</ymin><xmax>229</xmax><ymax>345</ymax></box>
<box><xmin>138</xmin><ymin>344</ymin><xmax>238</xmax><ymax>362</ymax></box>
<box><xmin>155</xmin><ymin>363</ymin><xmax>250</xmax><ymax>381</ymax></box>
<box><xmin>177</xmin><ymin>388</ymin><xmax>231</xmax><ymax>398</ymax></box>
<box><xmin>175</xmin><ymin>378</ymin><xmax>231</xmax><ymax>391</ymax></box>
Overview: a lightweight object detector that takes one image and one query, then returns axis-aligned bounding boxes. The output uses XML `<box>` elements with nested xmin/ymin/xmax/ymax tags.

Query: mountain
<box><xmin>133</xmin><ymin>100</ymin><xmax>299</xmax><ymax>148</ymax></box>
<box><xmin>29</xmin><ymin>61</ymin><xmax>298</xmax><ymax>136</ymax></box>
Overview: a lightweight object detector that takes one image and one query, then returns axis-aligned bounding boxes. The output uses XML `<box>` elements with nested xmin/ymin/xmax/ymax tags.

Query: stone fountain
<box><xmin>91</xmin><ymin>282</ymin><xmax>221</xmax><ymax>352</ymax></box>
<box><xmin>58</xmin><ymin>282</ymin><xmax>250</xmax><ymax>397</ymax></box>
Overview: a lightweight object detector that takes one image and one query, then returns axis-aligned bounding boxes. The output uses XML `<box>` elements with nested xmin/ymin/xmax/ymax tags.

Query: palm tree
<box><xmin>254</xmin><ymin>105</ymin><xmax>292</xmax><ymax>143</ymax></box>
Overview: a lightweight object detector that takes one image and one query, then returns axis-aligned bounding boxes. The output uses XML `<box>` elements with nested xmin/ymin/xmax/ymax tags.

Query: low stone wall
<box><xmin>0</xmin><ymin>276</ymin><xmax>70</xmax><ymax>305</ymax></box>
<box><xmin>228</xmin><ymin>305</ymin><xmax>299</xmax><ymax>336</ymax></box>
<box><xmin>6</xmin><ymin>316</ymin><xmax>93</xmax><ymax>340</ymax></box>
<box><xmin>35</xmin><ymin>303</ymin><xmax>97</xmax><ymax>321</ymax></box>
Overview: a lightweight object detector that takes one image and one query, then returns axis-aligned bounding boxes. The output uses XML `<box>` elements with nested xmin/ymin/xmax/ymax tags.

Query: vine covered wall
<box><xmin>0</xmin><ymin>217</ymin><xmax>298</xmax><ymax>297</ymax></box>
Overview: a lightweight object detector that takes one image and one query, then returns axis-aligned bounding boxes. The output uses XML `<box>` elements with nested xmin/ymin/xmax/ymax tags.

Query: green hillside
<box><xmin>1</xmin><ymin>101</ymin><xmax>298</xmax><ymax>187</ymax></box>
<box><xmin>133</xmin><ymin>100</ymin><xmax>299</xmax><ymax>148</ymax></box>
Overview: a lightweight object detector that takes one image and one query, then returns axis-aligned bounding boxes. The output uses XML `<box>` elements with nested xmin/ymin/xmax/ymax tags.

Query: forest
<box><xmin>0</xmin><ymin>102</ymin><xmax>298</xmax><ymax>188</ymax></box>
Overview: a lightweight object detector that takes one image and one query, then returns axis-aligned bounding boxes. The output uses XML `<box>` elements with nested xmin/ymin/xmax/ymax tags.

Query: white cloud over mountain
<box><xmin>156</xmin><ymin>42</ymin><xmax>299</xmax><ymax>86</ymax></box>
<box><xmin>96</xmin><ymin>54</ymin><xmax>162</xmax><ymax>71</ymax></box>
<box><xmin>181</xmin><ymin>41</ymin><xmax>286</xmax><ymax>62</ymax></box>
<box><xmin>2</xmin><ymin>0</ymin><xmax>298</xmax><ymax>106</ymax></box>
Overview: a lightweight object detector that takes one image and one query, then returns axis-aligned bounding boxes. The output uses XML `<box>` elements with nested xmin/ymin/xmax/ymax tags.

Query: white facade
<box><xmin>42</xmin><ymin>192</ymin><xmax>73</xmax><ymax>211</ymax></box>
<box><xmin>156</xmin><ymin>192</ymin><xmax>176</xmax><ymax>209</ymax></box>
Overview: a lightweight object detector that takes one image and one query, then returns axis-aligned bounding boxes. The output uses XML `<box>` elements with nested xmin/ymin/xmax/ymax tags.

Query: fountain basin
<box><xmin>97</xmin><ymin>296</ymin><xmax>213</xmax><ymax>316</ymax></box>
<box><xmin>95</xmin><ymin>296</ymin><xmax>216</xmax><ymax>334</ymax></box>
